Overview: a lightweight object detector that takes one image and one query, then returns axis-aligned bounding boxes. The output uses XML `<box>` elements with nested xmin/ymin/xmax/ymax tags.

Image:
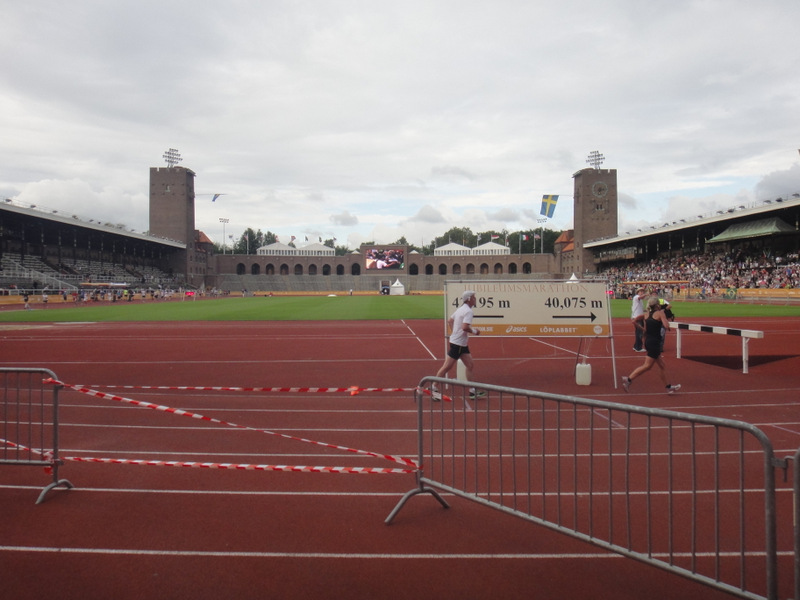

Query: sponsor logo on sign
<box><xmin>506</xmin><ymin>325</ymin><xmax>528</xmax><ymax>333</ymax></box>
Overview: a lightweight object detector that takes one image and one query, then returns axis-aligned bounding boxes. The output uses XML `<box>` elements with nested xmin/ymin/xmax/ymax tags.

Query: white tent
<box><xmin>389</xmin><ymin>279</ymin><xmax>405</xmax><ymax>295</ymax></box>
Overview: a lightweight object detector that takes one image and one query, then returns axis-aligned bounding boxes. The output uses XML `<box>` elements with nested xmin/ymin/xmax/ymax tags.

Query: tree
<box><xmin>232</xmin><ymin>228</ymin><xmax>255</xmax><ymax>254</ymax></box>
<box><xmin>392</xmin><ymin>235</ymin><xmax>427</xmax><ymax>255</ymax></box>
<box><xmin>221</xmin><ymin>229</ymin><xmax>278</xmax><ymax>255</ymax></box>
<box><xmin>433</xmin><ymin>227</ymin><xmax>476</xmax><ymax>249</ymax></box>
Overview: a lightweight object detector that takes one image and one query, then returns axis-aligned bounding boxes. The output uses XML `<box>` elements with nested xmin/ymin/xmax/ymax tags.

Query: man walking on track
<box><xmin>433</xmin><ymin>290</ymin><xmax>485</xmax><ymax>400</ymax></box>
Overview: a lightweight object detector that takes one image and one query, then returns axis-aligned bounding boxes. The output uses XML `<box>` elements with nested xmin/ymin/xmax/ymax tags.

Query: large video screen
<box><xmin>363</xmin><ymin>245</ymin><xmax>406</xmax><ymax>273</ymax></box>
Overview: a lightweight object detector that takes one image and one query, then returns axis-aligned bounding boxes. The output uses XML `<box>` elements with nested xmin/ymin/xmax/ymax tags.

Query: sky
<box><xmin>1</xmin><ymin>1</ymin><xmax>799</xmax><ymax>251</ymax></box>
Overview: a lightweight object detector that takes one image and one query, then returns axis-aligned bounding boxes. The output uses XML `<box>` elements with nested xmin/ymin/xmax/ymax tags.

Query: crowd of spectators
<box><xmin>600</xmin><ymin>248</ymin><xmax>800</xmax><ymax>299</ymax></box>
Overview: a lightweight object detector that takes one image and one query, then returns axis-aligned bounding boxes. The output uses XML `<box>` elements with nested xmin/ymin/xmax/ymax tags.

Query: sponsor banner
<box><xmin>445</xmin><ymin>279</ymin><xmax>612</xmax><ymax>338</ymax></box>
<box><xmin>475</xmin><ymin>323</ymin><xmax>610</xmax><ymax>337</ymax></box>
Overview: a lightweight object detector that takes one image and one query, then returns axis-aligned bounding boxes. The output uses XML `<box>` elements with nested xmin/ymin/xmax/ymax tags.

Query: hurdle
<box><xmin>1</xmin><ymin>368</ymin><xmax>73</xmax><ymax>503</ymax></box>
<box><xmin>669</xmin><ymin>322</ymin><xmax>765</xmax><ymax>374</ymax></box>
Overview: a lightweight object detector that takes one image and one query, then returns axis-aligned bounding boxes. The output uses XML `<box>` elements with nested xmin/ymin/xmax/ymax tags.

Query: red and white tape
<box><xmin>63</xmin><ymin>456</ymin><xmax>414</xmax><ymax>474</ymax></box>
<box><xmin>75</xmin><ymin>384</ymin><xmax>415</xmax><ymax>396</ymax></box>
<box><xmin>44</xmin><ymin>378</ymin><xmax>419</xmax><ymax>471</ymax></box>
<box><xmin>5</xmin><ymin>438</ymin><xmax>412</xmax><ymax>474</ymax></box>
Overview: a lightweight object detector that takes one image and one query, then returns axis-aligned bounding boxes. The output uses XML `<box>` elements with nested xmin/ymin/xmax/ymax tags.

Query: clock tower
<box><xmin>572</xmin><ymin>166</ymin><xmax>618</xmax><ymax>274</ymax></box>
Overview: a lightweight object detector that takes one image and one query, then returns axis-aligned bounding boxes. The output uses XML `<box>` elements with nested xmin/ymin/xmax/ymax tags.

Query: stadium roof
<box><xmin>0</xmin><ymin>200</ymin><xmax>185</xmax><ymax>248</ymax></box>
<box><xmin>584</xmin><ymin>194</ymin><xmax>800</xmax><ymax>249</ymax></box>
<box><xmin>706</xmin><ymin>217</ymin><xmax>796</xmax><ymax>243</ymax></box>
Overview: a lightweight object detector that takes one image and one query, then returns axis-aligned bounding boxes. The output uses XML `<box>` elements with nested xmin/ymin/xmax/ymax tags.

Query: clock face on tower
<box><xmin>591</xmin><ymin>181</ymin><xmax>608</xmax><ymax>198</ymax></box>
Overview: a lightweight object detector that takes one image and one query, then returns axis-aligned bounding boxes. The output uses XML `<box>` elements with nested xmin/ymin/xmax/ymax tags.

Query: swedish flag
<box><xmin>540</xmin><ymin>195</ymin><xmax>559</xmax><ymax>218</ymax></box>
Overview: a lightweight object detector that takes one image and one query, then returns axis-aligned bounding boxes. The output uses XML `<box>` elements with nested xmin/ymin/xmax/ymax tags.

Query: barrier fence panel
<box><xmin>0</xmin><ymin>368</ymin><xmax>73</xmax><ymax>503</ymax></box>
<box><xmin>793</xmin><ymin>447</ymin><xmax>800</xmax><ymax>600</ymax></box>
<box><xmin>388</xmin><ymin>377</ymin><xmax>781</xmax><ymax>600</ymax></box>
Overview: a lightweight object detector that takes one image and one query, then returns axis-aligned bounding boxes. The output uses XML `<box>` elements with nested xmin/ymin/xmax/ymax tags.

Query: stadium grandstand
<box><xmin>1</xmin><ymin>162</ymin><xmax>799</xmax><ymax>300</ymax></box>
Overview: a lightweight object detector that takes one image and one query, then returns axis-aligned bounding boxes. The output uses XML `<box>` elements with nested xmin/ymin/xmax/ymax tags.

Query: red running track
<box><xmin>1</xmin><ymin>317</ymin><xmax>799</xmax><ymax>599</ymax></box>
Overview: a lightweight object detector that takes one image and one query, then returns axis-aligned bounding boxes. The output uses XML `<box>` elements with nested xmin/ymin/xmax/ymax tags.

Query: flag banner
<box><xmin>540</xmin><ymin>195</ymin><xmax>559</xmax><ymax>218</ymax></box>
<box><xmin>522</xmin><ymin>234</ymin><xmax>528</xmax><ymax>241</ymax></box>
<box><xmin>491</xmin><ymin>235</ymin><xmax>500</xmax><ymax>240</ymax></box>
<box><xmin>534</xmin><ymin>233</ymin><xmax>541</xmax><ymax>240</ymax></box>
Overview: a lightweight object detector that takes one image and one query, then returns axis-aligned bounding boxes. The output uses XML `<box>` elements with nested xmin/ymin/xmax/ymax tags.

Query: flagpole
<box><xmin>540</xmin><ymin>222</ymin><xmax>545</xmax><ymax>254</ymax></box>
<box><xmin>537</xmin><ymin>218</ymin><xmax>547</xmax><ymax>254</ymax></box>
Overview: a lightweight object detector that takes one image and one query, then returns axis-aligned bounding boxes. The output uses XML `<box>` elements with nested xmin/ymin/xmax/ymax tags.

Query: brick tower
<box><xmin>149</xmin><ymin>166</ymin><xmax>196</xmax><ymax>244</ymax></box>
<box><xmin>572</xmin><ymin>167</ymin><xmax>618</xmax><ymax>274</ymax></box>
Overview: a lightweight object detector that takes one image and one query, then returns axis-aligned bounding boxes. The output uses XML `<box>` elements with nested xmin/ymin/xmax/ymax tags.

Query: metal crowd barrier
<box><xmin>793</xmin><ymin>447</ymin><xmax>800</xmax><ymax>600</ymax></box>
<box><xmin>388</xmin><ymin>377</ymin><xmax>782</xmax><ymax>600</ymax></box>
<box><xmin>1</xmin><ymin>368</ymin><xmax>73</xmax><ymax>503</ymax></box>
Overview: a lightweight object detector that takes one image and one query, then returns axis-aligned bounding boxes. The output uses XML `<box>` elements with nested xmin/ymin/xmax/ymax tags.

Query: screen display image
<box><xmin>364</xmin><ymin>247</ymin><xmax>405</xmax><ymax>271</ymax></box>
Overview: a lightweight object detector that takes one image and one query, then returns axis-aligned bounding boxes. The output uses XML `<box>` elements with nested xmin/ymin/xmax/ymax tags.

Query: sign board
<box><xmin>445</xmin><ymin>280</ymin><xmax>611</xmax><ymax>338</ymax></box>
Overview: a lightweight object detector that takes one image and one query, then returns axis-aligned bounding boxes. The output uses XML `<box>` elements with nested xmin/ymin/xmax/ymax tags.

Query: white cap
<box><xmin>462</xmin><ymin>290</ymin><xmax>476</xmax><ymax>302</ymax></box>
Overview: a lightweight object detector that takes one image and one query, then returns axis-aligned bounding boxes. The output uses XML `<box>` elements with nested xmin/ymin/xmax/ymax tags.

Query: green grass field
<box><xmin>1</xmin><ymin>295</ymin><xmax>799</xmax><ymax>323</ymax></box>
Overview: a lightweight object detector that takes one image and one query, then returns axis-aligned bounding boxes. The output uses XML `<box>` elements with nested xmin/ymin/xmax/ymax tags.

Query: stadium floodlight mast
<box><xmin>586</xmin><ymin>150</ymin><xmax>605</xmax><ymax>169</ymax></box>
<box><xmin>219</xmin><ymin>217</ymin><xmax>229</xmax><ymax>254</ymax></box>
<box><xmin>163</xmin><ymin>148</ymin><xmax>182</xmax><ymax>168</ymax></box>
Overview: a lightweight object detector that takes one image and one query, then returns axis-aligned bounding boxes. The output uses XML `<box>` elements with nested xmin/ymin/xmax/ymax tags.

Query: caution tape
<box><xmin>44</xmin><ymin>378</ymin><xmax>420</xmax><ymax>471</ymax></box>
<box><xmin>74</xmin><ymin>384</ymin><xmax>415</xmax><ymax>396</ymax></box>
<box><xmin>4</xmin><ymin>438</ymin><xmax>413</xmax><ymax>474</ymax></box>
<box><xmin>417</xmin><ymin>387</ymin><xmax>453</xmax><ymax>403</ymax></box>
<box><xmin>62</xmin><ymin>456</ymin><xmax>415</xmax><ymax>474</ymax></box>
<box><xmin>1</xmin><ymin>438</ymin><xmax>57</xmax><ymax>473</ymax></box>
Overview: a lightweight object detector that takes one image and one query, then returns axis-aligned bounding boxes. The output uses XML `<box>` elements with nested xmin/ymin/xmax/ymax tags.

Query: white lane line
<box><xmin>0</xmin><ymin>545</ymin><xmax>621</xmax><ymax>559</ymax></box>
<box><xmin>402</xmin><ymin>319</ymin><xmax>439</xmax><ymax>360</ymax></box>
<box><xmin>0</xmin><ymin>545</ymin><xmax>790</xmax><ymax>560</ymax></box>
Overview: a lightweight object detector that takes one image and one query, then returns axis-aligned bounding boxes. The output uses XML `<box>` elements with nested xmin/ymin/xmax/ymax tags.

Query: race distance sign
<box><xmin>444</xmin><ymin>280</ymin><xmax>612</xmax><ymax>338</ymax></box>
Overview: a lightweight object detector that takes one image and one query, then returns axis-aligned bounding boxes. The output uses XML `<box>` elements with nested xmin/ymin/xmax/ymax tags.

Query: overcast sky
<box><xmin>2</xmin><ymin>1</ymin><xmax>799</xmax><ymax>250</ymax></box>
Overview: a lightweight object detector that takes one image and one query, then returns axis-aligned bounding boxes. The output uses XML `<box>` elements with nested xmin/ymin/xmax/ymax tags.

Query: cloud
<box><xmin>756</xmin><ymin>164</ymin><xmax>800</xmax><ymax>201</ymax></box>
<box><xmin>406</xmin><ymin>205</ymin><xmax>447</xmax><ymax>225</ymax></box>
<box><xmin>16</xmin><ymin>178</ymin><xmax>147</xmax><ymax>231</ymax></box>
<box><xmin>430</xmin><ymin>166</ymin><xmax>477</xmax><ymax>182</ymax></box>
<box><xmin>488</xmin><ymin>208</ymin><xmax>519</xmax><ymax>223</ymax></box>
<box><xmin>1</xmin><ymin>2</ymin><xmax>799</xmax><ymax>248</ymax></box>
<box><xmin>330</xmin><ymin>210</ymin><xmax>359</xmax><ymax>227</ymax></box>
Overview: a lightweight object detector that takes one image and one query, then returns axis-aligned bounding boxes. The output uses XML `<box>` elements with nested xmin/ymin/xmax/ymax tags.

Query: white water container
<box><xmin>575</xmin><ymin>363</ymin><xmax>592</xmax><ymax>386</ymax></box>
<box><xmin>457</xmin><ymin>360</ymin><xmax>467</xmax><ymax>381</ymax></box>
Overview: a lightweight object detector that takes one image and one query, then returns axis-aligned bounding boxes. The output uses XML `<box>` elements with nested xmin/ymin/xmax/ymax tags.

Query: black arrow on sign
<box><xmin>553</xmin><ymin>313</ymin><xmax>597</xmax><ymax>322</ymax></box>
